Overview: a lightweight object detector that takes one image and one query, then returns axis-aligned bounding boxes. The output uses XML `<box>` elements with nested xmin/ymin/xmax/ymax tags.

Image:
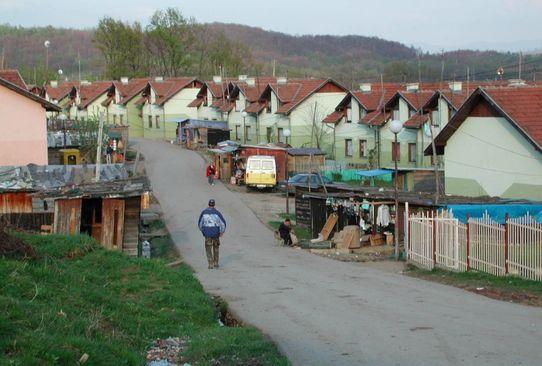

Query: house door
<box><xmin>53</xmin><ymin>199</ymin><xmax>82</xmax><ymax>235</ymax></box>
<box><xmin>101</xmin><ymin>199</ymin><xmax>125</xmax><ymax>250</ymax></box>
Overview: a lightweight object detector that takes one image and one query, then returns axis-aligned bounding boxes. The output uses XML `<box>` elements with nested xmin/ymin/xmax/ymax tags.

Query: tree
<box><xmin>94</xmin><ymin>17</ymin><xmax>146</xmax><ymax>79</ymax></box>
<box><xmin>145</xmin><ymin>8</ymin><xmax>197</xmax><ymax>77</ymax></box>
<box><xmin>300</xmin><ymin>102</ymin><xmax>331</xmax><ymax>151</ymax></box>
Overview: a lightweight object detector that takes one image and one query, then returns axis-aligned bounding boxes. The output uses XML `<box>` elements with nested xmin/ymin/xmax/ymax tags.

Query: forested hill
<box><xmin>1</xmin><ymin>22</ymin><xmax>540</xmax><ymax>87</ymax></box>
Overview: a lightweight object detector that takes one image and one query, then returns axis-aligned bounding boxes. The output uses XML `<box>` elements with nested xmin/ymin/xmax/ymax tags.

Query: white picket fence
<box><xmin>408</xmin><ymin>211</ymin><xmax>542</xmax><ymax>281</ymax></box>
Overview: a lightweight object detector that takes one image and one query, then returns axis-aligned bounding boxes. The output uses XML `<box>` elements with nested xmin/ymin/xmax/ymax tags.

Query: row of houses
<box><xmin>4</xmin><ymin>68</ymin><xmax>542</xmax><ymax>202</ymax></box>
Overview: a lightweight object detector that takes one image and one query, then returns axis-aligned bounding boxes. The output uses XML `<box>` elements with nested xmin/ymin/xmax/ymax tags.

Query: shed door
<box><xmin>53</xmin><ymin>199</ymin><xmax>82</xmax><ymax>235</ymax></box>
<box><xmin>101</xmin><ymin>199</ymin><xmax>125</xmax><ymax>250</ymax></box>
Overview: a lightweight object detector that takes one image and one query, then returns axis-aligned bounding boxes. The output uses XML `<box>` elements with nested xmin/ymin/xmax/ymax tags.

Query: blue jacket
<box><xmin>198</xmin><ymin>207</ymin><xmax>227</xmax><ymax>238</ymax></box>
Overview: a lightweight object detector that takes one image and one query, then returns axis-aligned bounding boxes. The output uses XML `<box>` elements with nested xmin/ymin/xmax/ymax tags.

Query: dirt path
<box><xmin>136</xmin><ymin>139</ymin><xmax>542</xmax><ymax>366</ymax></box>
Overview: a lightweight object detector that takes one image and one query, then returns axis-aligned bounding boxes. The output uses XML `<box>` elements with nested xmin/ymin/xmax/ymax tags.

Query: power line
<box><xmin>446</xmin><ymin>158</ymin><xmax>542</xmax><ymax>177</ymax></box>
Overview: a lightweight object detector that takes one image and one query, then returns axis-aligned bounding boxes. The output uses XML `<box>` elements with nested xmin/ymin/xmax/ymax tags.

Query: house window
<box><xmin>245</xmin><ymin>126</ymin><xmax>252</xmax><ymax>141</ymax></box>
<box><xmin>359</xmin><ymin>139</ymin><xmax>367</xmax><ymax>158</ymax></box>
<box><xmin>266</xmin><ymin>127</ymin><xmax>273</xmax><ymax>143</ymax></box>
<box><xmin>119</xmin><ymin>115</ymin><xmax>124</xmax><ymax>125</ymax></box>
<box><xmin>392</xmin><ymin>142</ymin><xmax>400</xmax><ymax>162</ymax></box>
<box><xmin>392</xmin><ymin>109</ymin><xmax>400</xmax><ymax>121</ymax></box>
<box><xmin>235</xmin><ymin>125</ymin><xmax>240</xmax><ymax>141</ymax></box>
<box><xmin>408</xmin><ymin>143</ymin><xmax>417</xmax><ymax>162</ymax></box>
<box><xmin>409</xmin><ymin>110</ymin><xmax>416</xmax><ymax>118</ymax></box>
<box><xmin>155</xmin><ymin>116</ymin><xmax>160</xmax><ymax>129</ymax></box>
<box><xmin>345</xmin><ymin>139</ymin><xmax>353</xmax><ymax>157</ymax></box>
<box><xmin>148</xmin><ymin>116</ymin><xmax>152</xmax><ymax>128</ymax></box>
<box><xmin>278</xmin><ymin>128</ymin><xmax>285</xmax><ymax>143</ymax></box>
<box><xmin>346</xmin><ymin>108</ymin><xmax>352</xmax><ymax>123</ymax></box>
<box><xmin>113</xmin><ymin>114</ymin><xmax>117</xmax><ymax>125</ymax></box>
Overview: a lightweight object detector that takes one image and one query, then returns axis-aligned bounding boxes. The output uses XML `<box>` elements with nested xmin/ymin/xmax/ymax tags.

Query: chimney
<box><xmin>359</xmin><ymin>83</ymin><xmax>372</xmax><ymax>93</ymax></box>
<box><xmin>277</xmin><ymin>76</ymin><xmax>287</xmax><ymax>85</ymax></box>
<box><xmin>213</xmin><ymin>75</ymin><xmax>222</xmax><ymax>84</ymax></box>
<box><xmin>246</xmin><ymin>77</ymin><xmax>256</xmax><ymax>87</ymax></box>
<box><xmin>448</xmin><ymin>81</ymin><xmax>463</xmax><ymax>93</ymax></box>
<box><xmin>406</xmin><ymin>83</ymin><xmax>419</xmax><ymax>92</ymax></box>
<box><xmin>508</xmin><ymin>79</ymin><xmax>526</xmax><ymax>87</ymax></box>
<box><xmin>120</xmin><ymin>77</ymin><xmax>129</xmax><ymax>84</ymax></box>
<box><xmin>154</xmin><ymin>76</ymin><xmax>164</xmax><ymax>83</ymax></box>
<box><xmin>50</xmin><ymin>80</ymin><xmax>58</xmax><ymax>88</ymax></box>
<box><xmin>81</xmin><ymin>80</ymin><xmax>91</xmax><ymax>86</ymax></box>
<box><xmin>238</xmin><ymin>74</ymin><xmax>248</xmax><ymax>82</ymax></box>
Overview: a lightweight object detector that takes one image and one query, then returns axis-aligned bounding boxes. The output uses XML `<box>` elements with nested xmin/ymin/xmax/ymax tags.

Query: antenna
<box><xmin>518</xmin><ymin>51</ymin><xmax>522</xmax><ymax>80</ymax></box>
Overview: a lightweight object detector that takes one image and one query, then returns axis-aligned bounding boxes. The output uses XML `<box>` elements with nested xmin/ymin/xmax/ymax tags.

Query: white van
<box><xmin>246</xmin><ymin>155</ymin><xmax>277</xmax><ymax>189</ymax></box>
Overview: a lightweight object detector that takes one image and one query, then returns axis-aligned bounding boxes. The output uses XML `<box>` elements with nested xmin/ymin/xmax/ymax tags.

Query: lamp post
<box><xmin>242</xmin><ymin>111</ymin><xmax>248</xmax><ymax>144</ymax></box>
<box><xmin>389</xmin><ymin>119</ymin><xmax>403</xmax><ymax>261</ymax></box>
<box><xmin>283</xmin><ymin>128</ymin><xmax>292</xmax><ymax>215</ymax></box>
<box><xmin>44</xmin><ymin>40</ymin><xmax>50</xmax><ymax>80</ymax></box>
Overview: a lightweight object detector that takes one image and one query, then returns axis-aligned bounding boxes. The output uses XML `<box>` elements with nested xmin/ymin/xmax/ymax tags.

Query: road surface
<box><xmin>136</xmin><ymin>139</ymin><xmax>542</xmax><ymax>366</ymax></box>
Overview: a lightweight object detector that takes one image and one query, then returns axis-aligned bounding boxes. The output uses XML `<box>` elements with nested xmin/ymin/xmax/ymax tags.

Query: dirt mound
<box><xmin>0</xmin><ymin>226</ymin><xmax>37</xmax><ymax>260</ymax></box>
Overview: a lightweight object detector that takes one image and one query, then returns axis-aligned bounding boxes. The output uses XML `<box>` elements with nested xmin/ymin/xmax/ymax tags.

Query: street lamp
<box><xmin>388</xmin><ymin>119</ymin><xmax>403</xmax><ymax>261</ymax></box>
<box><xmin>241</xmin><ymin>111</ymin><xmax>248</xmax><ymax>144</ymax></box>
<box><xmin>44</xmin><ymin>40</ymin><xmax>51</xmax><ymax>77</ymax></box>
<box><xmin>283</xmin><ymin>128</ymin><xmax>291</xmax><ymax>144</ymax></box>
<box><xmin>283</xmin><ymin>128</ymin><xmax>292</xmax><ymax>215</ymax></box>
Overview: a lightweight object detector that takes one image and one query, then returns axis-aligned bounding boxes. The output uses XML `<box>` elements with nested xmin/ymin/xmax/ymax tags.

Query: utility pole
<box><xmin>77</xmin><ymin>49</ymin><xmax>82</xmax><ymax>82</ymax></box>
<box><xmin>519</xmin><ymin>51</ymin><xmax>523</xmax><ymax>80</ymax></box>
<box><xmin>95</xmin><ymin>112</ymin><xmax>105</xmax><ymax>182</ymax></box>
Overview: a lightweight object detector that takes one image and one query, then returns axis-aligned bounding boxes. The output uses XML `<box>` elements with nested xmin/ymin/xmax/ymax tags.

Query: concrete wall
<box><xmin>445</xmin><ymin>116</ymin><xmax>542</xmax><ymax>200</ymax></box>
<box><xmin>0</xmin><ymin>85</ymin><xmax>48</xmax><ymax>165</ymax></box>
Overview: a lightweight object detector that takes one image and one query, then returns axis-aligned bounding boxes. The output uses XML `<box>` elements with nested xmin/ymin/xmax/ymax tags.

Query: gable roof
<box><xmin>322</xmin><ymin>110</ymin><xmax>346</xmax><ymax>124</ymax></box>
<box><xmin>427</xmin><ymin>86</ymin><xmax>542</xmax><ymax>155</ymax></box>
<box><xmin>78</xmin><ymin>81</ymin><xmax>114</xmax><ymax>109</ymax></box>
<box><xmin>361</xmin><ymin>110</ymin><xmax>391</xmax><ymax>126</ymax></box>
<box><xmin>351</xmin><ymin>83</ymin><xmax>402</xmax><ymax>111</ymax></box>
<box><xmin>0</xmin><ymin>75</ymin><xmax>60</xmax><ymax>112</ymax></box>
<box><xmin>272</xmin><ymin>78</ymin><xmax>347</xmax><ymax>114</ymax></box>
<box><xmin>149</xmin><ymin>77</ymin><xmax>201</xmax><ymax>106</ymax></box>
<box><xmin>0</xmin><ymin>69</ymin><xmax>27</xmax><ymax>90</ymax></box>
<box><xmin>403</xmin><ymin>113</ymin><xmax>430</xmax><ymax>128</ymax></box>
<box><xmin>43</xmin><ymin>81</ymin><xmax>79</xmax><ymax>101</ymax></box>
<box><xmin>115</xmin><ymin>78</ymin><xmax>151</xmax><ymax>105</ymax></box>
<box><xmin>386</xmin><ymin>90</ymin><xmax>436</xmax><ymax>111</ymax></box>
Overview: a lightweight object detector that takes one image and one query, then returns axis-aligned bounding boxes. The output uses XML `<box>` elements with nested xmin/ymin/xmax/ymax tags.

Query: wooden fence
<box><xmin>408</xmin><ymin>211</ymin><xmax>542</xmax><ymax>281</ymax></box>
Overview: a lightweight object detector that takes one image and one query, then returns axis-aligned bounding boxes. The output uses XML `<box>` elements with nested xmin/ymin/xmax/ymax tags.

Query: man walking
<box><xmin>198</xmin><ymin>199</ymin><xmax>226</xmax><ymax>269</ymax></box>
<box><xmin>206</xmin><ymin>162</ymin><xmax>216</xmax><ymax>185</ymax></box>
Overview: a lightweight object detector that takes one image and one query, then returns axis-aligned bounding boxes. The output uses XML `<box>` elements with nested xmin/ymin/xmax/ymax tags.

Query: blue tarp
<box><xmin>356</xmin><ymin>169</ymin><xmax>393</xmax><ymax>177</ymax></box>
<box><xmin>444</xmin><ymin>204</ymin><xmax>542</xmax><ymax>224</ymax></box>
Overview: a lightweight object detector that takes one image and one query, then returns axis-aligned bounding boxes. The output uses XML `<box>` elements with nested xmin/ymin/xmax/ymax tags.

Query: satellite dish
<box><xmin>44</xmin><ymin>40</ymin><xmax>51</xmax><ymax>48</ymax></box>
<box><xmin>424</xmin><ymin>123</ymin><xmax>432</xmax><ymax>137</ymax></box>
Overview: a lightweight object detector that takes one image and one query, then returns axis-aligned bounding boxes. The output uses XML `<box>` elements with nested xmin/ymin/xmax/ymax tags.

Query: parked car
<box><xmin>245</xmin><ymin>155</ymin><xmax>277</xmax><ymax>190</ymax></box>
<box><xmin>278</xmin><ymin>173</ymin><xmax>333</xmax><ymax>194</ymax></box>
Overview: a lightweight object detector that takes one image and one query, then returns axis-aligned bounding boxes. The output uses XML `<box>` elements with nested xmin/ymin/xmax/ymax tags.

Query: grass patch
<box><xmin>150</xmin><ymin>235</ymin><xmax>179</xmax><ymax>262</ymax></box>
<box><xmin>406</xmin><ymin>264</ymin><xmax>542</xmax><ymax>307</ymax></box>
<box><xmin>0</xmin><ymin>233</ymin><xmax>288</xmax><ymax>365</ymax></box>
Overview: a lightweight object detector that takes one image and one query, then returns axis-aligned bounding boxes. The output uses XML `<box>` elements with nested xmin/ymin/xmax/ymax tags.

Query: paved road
<box><xmin>136</xmin><ymin>139</ymin><xmax>542</xmax><ymax>366</ymax></box>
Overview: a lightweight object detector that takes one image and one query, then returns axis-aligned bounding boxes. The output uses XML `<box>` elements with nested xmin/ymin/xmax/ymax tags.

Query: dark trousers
<box><xmin>281</xmin><ymin>234</ymin><xmax>292</xmax><ymax>246</ymax></box>
<box><xmin>208</xmin><ymin>175</ymin><xmax>214</xmax><ymax>185</ymax></box>
<box><xmin>205</xmin><ymin>237</ymin><xmax>220</xmax><ymax>265</ymax></box>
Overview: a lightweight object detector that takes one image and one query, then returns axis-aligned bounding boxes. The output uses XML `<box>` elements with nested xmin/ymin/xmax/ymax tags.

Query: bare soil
<box><xmin>0</xmin><ymin>227</ymin><xmax>37</xmax><ymax>260</ymax></box>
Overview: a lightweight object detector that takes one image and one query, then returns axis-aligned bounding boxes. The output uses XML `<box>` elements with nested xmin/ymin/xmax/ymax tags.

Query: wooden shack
<box><xmin>0</xmin><ymin>164</ymin><xmax>150</xmax><ymax>256</ymax></box>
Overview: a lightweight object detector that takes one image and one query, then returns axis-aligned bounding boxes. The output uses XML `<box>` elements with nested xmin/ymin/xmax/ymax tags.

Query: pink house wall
<box><xmin>0</xmin><ymin>85</ymin><xmax>48</xmax><ymax>166</ymax></box>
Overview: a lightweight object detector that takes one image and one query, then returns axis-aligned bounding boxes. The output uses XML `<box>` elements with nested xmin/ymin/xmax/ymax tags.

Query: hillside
<box><xmin>1</xmin><ymin>22</ymin><xmax>540</xmax><ymax>87</ymax></box>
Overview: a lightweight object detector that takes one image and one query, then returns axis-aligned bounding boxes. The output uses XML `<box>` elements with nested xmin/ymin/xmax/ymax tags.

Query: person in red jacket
<box><xmin>206</xmin><ymin>162</ymin><xmax>216</xmax><ymax>185</ymax></box>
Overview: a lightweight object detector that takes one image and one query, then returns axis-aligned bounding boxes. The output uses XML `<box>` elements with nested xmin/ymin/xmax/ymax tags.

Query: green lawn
<box><xmin>269</xmin><ymin>218</ymin><xmax>312</xmax><ymax>241</ymax></box>
<box><xmin>406</xmin><ymin>265</ymin><xmax>542</xmax><ymax>307</ymax></box>
<box><xmin>0</xmin><ymin>233</ymin><xmax>289</xmax><ymax>365</ymax></box>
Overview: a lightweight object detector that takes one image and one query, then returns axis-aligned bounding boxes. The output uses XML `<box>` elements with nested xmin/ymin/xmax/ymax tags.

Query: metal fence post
<box><xmin>504</xmin><ymin>213</ymin><xmax>509</xmax><ymax>274</ymax></box>
<box><xmin>466</xmin><ymin>213</ymin><xmax>471</xmax><ymax>271</ymax></box>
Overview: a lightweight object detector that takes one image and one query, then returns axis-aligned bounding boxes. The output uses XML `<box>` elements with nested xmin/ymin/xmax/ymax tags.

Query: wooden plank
<box><xmin>101</xmin><ymin>199</ymin><xmax>125</xmax><ymax>250</ymax></box>
<box><xmin>320</xmin><ymin>213</ymin><xmax>338</xmax><ymax>241</ymax></box>
<box><xmin>53</xmin><ymin>199</ymin><xmax>82</xmax><ymax>235</ymax></box>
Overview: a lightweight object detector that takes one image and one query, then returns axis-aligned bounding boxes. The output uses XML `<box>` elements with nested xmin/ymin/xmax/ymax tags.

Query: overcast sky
<box><xmin>2</xmin><ymin>0</ymin><xmax>541</xmax><ymax>51</ymax></box>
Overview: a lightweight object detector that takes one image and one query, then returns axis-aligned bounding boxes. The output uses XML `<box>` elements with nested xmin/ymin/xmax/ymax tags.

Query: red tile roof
<box><xmin>78</xmin><ymin>81</ymin><xmax>114</xmax><ymax>109</ymax></box>
<box><xmin>361</xmin><ymin>110</ymin><xmax>391</xmax><ymax>126</ymax></box>
<box><xmin>429</xmin><ymin>86</ymin><xmax>542</xmax><ymax>154</ymax></box>
<box><xmin>323</xmin><ymin>110</ymin><xmax>346</xmax><ymax>124</ymax></box>
<box><xmin>0</xmin><ymin>69</ymin><xmax>27</xmax><ymax>90</ymax></box>
<box><xmin>0</xmin><ymin>75</ymin><xmax>60</xmax><ymax>112</ymax></box>
<box><xmin>272</xmin><ymin>78</ymin><xmax>347</xmax><ymax>114</ymax></box>
<box><xmin>218</xmin><ymin>101</ymin><xmax>234</xmax><ymax>113</ymax></box>
<box><xmin>187</xmin><ymin>97</ymin><xmax>204</xmax><ymax>108</ymax></box>
<box><xmin>484</xmin><ymin>86</ymin><xmax>542</xmax><ymax>149</ymax></box>
<box><xmin>44</xmin><ymin>81</ymin><xmax>80</xmax><ymax>101</ymax></box>
<box><xmin>150</xmin><ymin>77</ymin><xmax>201</xmax><ymax>106</ymax></box>
<box><xmin>396</xmin><ymin>90</ymin><xmax>436</xmax><ymax>111</ymax></box>
<box><xmin>115</xmin><ymin>78</ymin><xmax>151</xmax><ymax>105</ymax></box>
<box><xmin>351</xmin><ymin>83</ymin><xmax>402</xmax><ymax>111</ymax></box>
<box><xmin>403</xmin><ymin>113</ymin><xmax>430</xmax><ymax>128</ymax></box>
<box><xmin>244</xmin><ymin>102</ymin><xmax>266</xmax><ymax>114</ymax></box>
